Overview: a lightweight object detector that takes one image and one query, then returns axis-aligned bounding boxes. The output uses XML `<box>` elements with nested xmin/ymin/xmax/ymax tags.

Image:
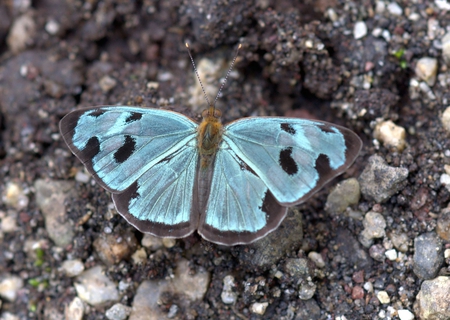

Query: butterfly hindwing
<box><xmin>59</xmin><ymin>106</ymin><xmax>198</xmax><ymax>193</ymax></box>
<box><xmin>223</xmin><ymin>117</ymin><xmax>362</xmax><ymax>206</ymax></box>
<box><xmin>198</xmin><ymin>143</ymin><xmax>287</xmax><ymax>245</ymax></box>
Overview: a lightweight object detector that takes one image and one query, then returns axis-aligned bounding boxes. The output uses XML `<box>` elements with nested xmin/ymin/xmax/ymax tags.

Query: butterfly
<box><xmin>59</xmin><ymin>44</ymin><xmax>362</xmax><ymax>246</ymax></box>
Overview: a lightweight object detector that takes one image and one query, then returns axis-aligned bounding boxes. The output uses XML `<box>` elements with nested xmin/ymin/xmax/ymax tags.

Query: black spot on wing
<box><xmin>114</xmin><ymin>135</ymin><xmax>136</xmax><ymax>163</ymax></box>
<box><xmin>125</xmin><ymin>112</ymin><xmax>142</xmax><ymax>123</ymax></box>
<box><xmin>258</xmin><ymin>190</ymin><xmax>270</xmax><ymax>214</ymax></box>
<box><xmin>317</xmin><ymin>123</ymin><xmax>336</xmax><ymax>134</ymax></box>
<box><xmin>281</xmin><ymin>123</ymin><xmax>296</xmax><ymax>135</ymax></box>
<box><xmin>88</xmin><ymin>109</ymin><xmax>106</xmax><ymax>118</ymax></box>
<box><xmin>83</xmin><ymin>136</ymin><xmax>101</xmax><ymax>159</ymax></box>
<box><xmin>279</xmin><ymin>147</ymin><xmax>298</xmax><ymax>175</ymax></box>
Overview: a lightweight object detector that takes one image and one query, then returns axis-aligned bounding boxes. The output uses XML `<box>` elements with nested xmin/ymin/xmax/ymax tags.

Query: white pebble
<box><xmin>250</xmin><ymin>302</ymin><xmax>269</xmax><ymax>315</ymax></box>
<box><xmin>354</xmin><ymin>21</ymin><xmax>368</xmax><ymax>40</ymax></box>
<box><xmin>387</xmin><ymin>2</ymin><xmax>403</xmax><ymax>16</ymax></box>
<box><xmin>377</xmin><ymin>291</ymin><xmax>390</xmax><ymax>304</ymax></box>
<box><xmin>308</xmin><ymin>251</ymin><xmax>325</xmax><ymax>268</ymax></box>
<box><xmin>442</xmin><ymin>32</ymin><xmax>450</xmax><ymax>66</ymax></box>
<box><xmin>442</xmin><ymin>107</ymin><xmax>450</xmax><ymax>132</ymax></box>
<box><xmin>374</xmin><ymin>120</ymin><xmax>406</xmax><ymax>151</ymax></box>
<box><xmin>415</xmin><ymin>57</ymin><xmax>438</xmax><ymax>86</ymax></box>
<box><xmin>45</xmin><ymin>19</ymin><xmax>60</xmax><ymax>35</ymax></box>
<box><xmin>0</xmin><ymin>276</ymin><xmax>24</xmax><ymax>302</ymax></box>
<box><xmin>385</xmin><ymin>249</ymin><xmax>398</xmax><ymax>261</ymax></box>
<box><xmin>64</xmin><ymin>297</ymin><xmax>84</xmax><ymax>320</ymax></box>
<box><xmin>398</xmin><ymin>309</ymin><xmax>415</xmax><ymax>320</ymax></box>
<box><xmin>62</xmin><ymin>259</ymin><xmax>85</xmax><ymax>277</ymax></box>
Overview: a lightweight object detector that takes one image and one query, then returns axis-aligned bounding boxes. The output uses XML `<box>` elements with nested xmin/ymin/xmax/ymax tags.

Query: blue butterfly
<box><xmin>59</xmin><ymin>46</ymin><xmax>362</xmax><ymax>245</ymax></box>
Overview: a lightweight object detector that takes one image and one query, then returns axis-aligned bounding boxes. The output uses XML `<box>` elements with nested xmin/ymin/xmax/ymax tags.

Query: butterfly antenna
<box><xmin>185</xmin><ymin>43</ymin><xmax>212</xmax><ymax>107</ymax></box>
<box><xmin>213</xmin><ymin>43</ymin><xmax>242</xmax><ymax>106</ymax></box>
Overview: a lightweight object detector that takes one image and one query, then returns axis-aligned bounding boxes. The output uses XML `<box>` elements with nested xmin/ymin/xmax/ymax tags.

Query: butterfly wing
<box><xmin>223</xmin><ymin>117</ymin><xmax>362</xmax><ymax>206</ymax></box>
<box><xmin>59</xmin><ymin>106</ymin><xmax>200</xmax><ymax>237</ymax></box>
<box><xmin>198</xmin><ymin>142</ymin><xmax>286</xmax><ymax>245</ymax></box>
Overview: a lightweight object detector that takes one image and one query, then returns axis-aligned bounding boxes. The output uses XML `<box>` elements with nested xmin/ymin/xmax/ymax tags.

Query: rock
<box><xmin>413</xmin><ymin>232</ymin><xmax>444</xmax><ymax>280</ymax></box>
<box><xmin>376</xmin><ymin>291</ymin><xmax>390</xmax><ymax>304</ymax></box>
<box><xmin>7</xmin><ymin>12</ymin><xmax>36</xmax><ymax>53</ymax></box>
<box><xmin>354</xmin><ymin>21</ymin><xmax>367</xmax><ymax>40</ymax></box>
<box><xmin>2</xmin><ymin>182</ymin><xmax>29</xmax><ymax>210</ymax></box>
<box><xmin>397</xmin><ymin>309</ymin><xmax>414</xmax><ymax>320</ymax></box>
<box><xmin>141</xmin><ymin>234</ymin><xmax>163</xmax><ymax>251</ymax></box>
<box><xmin>442</xmin><ymin>32</ymin><xmax>450</xmax><ymax>65</ymax></box>
<box><xmin>389</xmin><ymin>232</ymin><xmax>409</xmax><ymax>252</ymax></box>
<box><xmin>298</xmin><ymin>281</ymin><xmax>317</xmax><ymax>300</ymax></box>
<box><xmin>358</xmin><ymin>155</ymin><xmax>409</xmax><ymax>203</ymax></box>
<box><xmin>359</xmin><ymin>211</ymin><xmax>387</xmax><ymax>248</ymax></box>
<box><xmin>1</xmin><ymin>212</ymin><xmax>18</xmax><ymax>233</ymax></box>
<box><xmin>129</xmin><ymin>281</ymin><xmax>168</xmax><ymax>320</ymax></box>
<box><xmin>105</xmin><ymin>303</ymin><xmax>132</xmax><ymax>320</ymax></box>
<box><xmin>414</xmin><ymin>276</ymin><xmax>450</xmax><ymax>319</ymax></box>
<box><xmin>373</xmin><ymin>120</ymin><xmax>407</xmax><ymax>151</ymax></box>
<box><xmin>0</xmin><ymin>275</ymin><xmax>24</xmax><ymax>302</ymax></box>
<box><xmin>415</xmin><ymin>57</ymin><xmax>438</xmax><ymax>86</ymax></box>
<box><xmin>441</xmin><ymin>107</ymin><xmax>450</xmax><ymax>133</ymax></box>
<box><xmin>384</xmin><ymin>249</ymin><xmax>397</xmax><ymax>261</ymax></box>
<box><xmin>387</xmin><ymin>2</ymin><xmax>403</xmax><ymax>15</ymax></box>
<box><xmin>284</xmin><ymin>258</ymin><xmax>312</xmax><ymax>279</ymax></box>
<box><xmin>294</xmin><ymin>299</ymin><xmax>321</xmax><ymax>319</ymax></box>
<box><xmin>250</xmin><ymin>302</ymin><xmax>269</xmax><ymax>315</ymax></box>
<box><xmin>131</xmin><ymin>248</ymin><xmax>147</xmax><ymax>265</ymax></box>
<box><xmin>325</xmin><ymin>178</ymin><xmax>360</xmax><ymax>215</ymax></box>
<box><xmin>93</xmin><ymin>231</ymin><xmax>137</xmax><ymax>265</ymax></box>
<box><xmin>172</xmin><ymin>259</ymin><xmax>210</xmax><ymax>301</ymax></box>
<box><xmin>75</xmin><ymin>266</ymin><xmax>119</xmax><ymax>306</ymax></box>
<box><xmin>308</xmin><ymin>252</ymin><xmax>325</xmax><ymax>268</ymax></box>
<box><xmin>61</xmin><ymin>259</ymin><xmax>85</xmax><ymax>277</ymax></box>
<box><xmin>162</xmin><ymin>238</ymin><xmax>176</xmax><ymax>248</ymax></box>
<box><xmin>437</xmin><ymin>207</ymin><xmax>450</xmax><ymax>241</ymax></box>
<box><xmin>334</xmin><ymin>228</ymin><xmax>373</xmax><ymax>270</ymax></box>
<box><xmin>369</xmin><ymin>244</ymin><xmax>386</xmax><ymax>262</ymax></box>
<box><xmin>99</xmin><ymin>75</ymin><xmax>117</xmax><ymax>92</ymax></box>
<box><xmin>221</xmin><ymin>275</ymin><xmax>237</xmax><ymax>305</ymax></box>
<box><xmin>34</xmin><ymin>179</ymin><xmax>75</xmax><ymax>247</ymax></box>
<box><xmin>64</xmin><ymin>297</ymin><xmax>84</xmax><ymax>320</ymax></box>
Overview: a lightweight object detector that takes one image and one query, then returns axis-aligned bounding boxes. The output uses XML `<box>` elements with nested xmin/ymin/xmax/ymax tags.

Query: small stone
<box><xmin>352</xmin><ymin>286</ymin><xmax>364</xmax><ymax>300</ymax></box>
<box><xmin>415</xmin><ymin>276</ymin><xmax>450</xmax><ymax>319</ymax></box>
<box><xmin>442</xmin><ymin>32</ymin><xmax>450</xmax><ymax>65</ymax></box>
<box><xmin>390</xmin><ymin>232</ymin><xmax>409</xmax><ymax>252</ymax></box>
<box><xmin>308</xmin><ymin>251</ymin><xmax>325</xmax><ymax>268</ymax></box>
<box><xmin>387</xmin><ymin>2</ymin><xmax>403</xmax><ymax>15</ymax></box>
<box><xmin>0</xmin><ymin>313</ymin><xmax>19</xmax><ymax>320</ymax></box>
<box><xmin>369</xmin><ymin>244</ymin><xmax>386</xmax><ymax>261</ymax></box>
<box><xmin>93</xmin><ymin>231</ymin><xmax>137</xmax><ymax>265</ymax></box>
<box><xmin>359</xmin><ymin>211</ymin><xmax>387</xmax><ymax>248</ymax></box>
<box><xmin>0</xmin><ymin>276</ymin><xmax>24</xmax><ymax>302</ymax></box>
<box><xmin>173</xmin><ymin>259</ymin><xmax>210</xmax><ymax>301</ymax></box>
<box><xmin>64</xmin><ymin>297</ymin><xmax>84</xmax><ymax>320</ymax></box>
<box><xmin>221</xmin><ymin>275</ymin><xmax>237</xmax><ymax>305</ymax></box>
<box><xmin>358</xmin><ymin>155</ymin><xmax>409</xmax><ymax>203</ymax></box>
<box><xmin>375</xmin><ymin>1</ymin><xmax>385</xmax><ymax>13</ymax></box>
<box><xmin>162</xmin><ymin>238</ymin><xmax>176</xmax><ymax>248</ymax></box>
<box><xmin>436</xmin><ymin>207</ymin><xmax>450</xmax><ymax>241</ymax></box>
<box><xmin>413</xmin><ymin>232</ymin><xmax>444</xmax><ymax>280</ymax></box>
<box><xmin>7</xmin><ymin>12</ymin><xmax>36</xmax><ymax>53</ymax></box>
<box><xmin>441</xmin><ymin>107</ymin><xmax>450</xmax><ymax>133</ymax></box>
<box><xmin>61</xmin><ymin>259</ymin><xmax>85</xmax><ymax>277</ymax></box>
<box><xmin>377</xmin><ymin>291</ymin><xmax>390</xmax><ymax>304</ymax></box>
<box><xmin>398</xmin><ymin>309</ymin><xmax>414</xmax><ymax>320</ymax></box>
<box><xmin>374</xmin><ymin>120</ymin><xmax>407</xmax><ymax>151</ymax></box>
<box><xmin>1</xmin><ymin>214</ymin><xmax>17</xmax><ymax>233</ymax></box>
<box><xmin>363</xmin><ymin>282</ymin><xmax>374</xmax><ymax>293</ymax></box>
<box><xmin>298</xmin><ymin>281</ymin><xmax>316</xmax><ymax>300</ymax></box>
<box><xmin>325</xmin><ymin>178</ymin><xmax>360</xmax><ymax>215</ymax></box>
<box><xmin>45</xmin><ymin>19</ymin><xmax>60</xmax><ymax>35</ymax></box>
<box><xmin>99</xmin><ymin>75</ymin><xmax>117</xmax><ymax>92</ymax></box>
<box><xmin>445</xmin><ymin>249</ymin><xmax>450</xmax><ymax>259</ymax></box>
<box><xmin>105</xmin><ymin>303</ymin><xmax>132</xmax><ymax>320</ymax></box>
<box><xmin>75</xmin><ymin>266</ymin><xmax>119</xmax><ymax>306</ymax></box>
<box><xmin>354</xmin><ymin>21</ymin><xmax>367</xmax><ymax>40</ymax></box>
<box><xmin>3</xmin><ymin>182</ymin><xmax>29</xmax><ymax>210</ymax></box>
<box><xmin>385</xmin><ymin>249</ymin><xmax>397</xmax><ymax>261</ymax></box>
<box><xmin>131</xmin><ymin>248</ymin><xmax>147</xmax><ymax>265</ymax></box>
<box><xmin>415</xmin><ymin>57</ymin><xmax>438</xmax><ymax>86</ymax></box>
<box><xmin>250</xmin><ymin>302</ymin><xmax>269</xmax><ymax>315</ymax></box>
<box><xmin>284</xmin><ymin>258</ymin><xmax>311</xmax><ymax>279</ymax></box>
<box><xmin>440</xmin><ymin>174</ymin><xmax>450</xmax><ymax>192</ymax></box>
<box><xmin>141</xmin><ymin>234</ymin><xmax>163</xmax><ymax>251</ymax></box>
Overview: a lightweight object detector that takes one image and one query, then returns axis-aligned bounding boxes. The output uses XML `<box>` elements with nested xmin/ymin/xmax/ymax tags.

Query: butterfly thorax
<box><xmin>197</xmin><ymin>106</ymin><xmax>223</xmax><ymax>169</ymax></box>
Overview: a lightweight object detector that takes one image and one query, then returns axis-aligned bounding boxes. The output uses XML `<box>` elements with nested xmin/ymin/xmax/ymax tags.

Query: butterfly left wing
<box><xmin>198</xmin><ymin>142</ymin><xmax>287</xmax><ymax>245</ymax></box>
<box><xmin>223</xmin><ymin>117</ymin><xmax>362</xmax><ymax>206</ymax></box>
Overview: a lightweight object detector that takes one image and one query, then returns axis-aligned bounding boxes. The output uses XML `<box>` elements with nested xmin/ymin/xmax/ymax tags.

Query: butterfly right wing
<box><xmin>59</xmin><ymin>106</ymin><xmax>200</xmax><ymax>237</ymax></box>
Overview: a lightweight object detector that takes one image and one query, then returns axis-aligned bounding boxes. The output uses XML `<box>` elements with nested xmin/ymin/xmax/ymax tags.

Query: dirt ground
<box><xmin>0</xmin><ymin>0</ymin><xmax>450</xmax><ymax>319</ymax></box>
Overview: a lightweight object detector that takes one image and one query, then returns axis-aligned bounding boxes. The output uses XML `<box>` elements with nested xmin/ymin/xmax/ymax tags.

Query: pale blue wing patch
<box><xmin>59</xmin><ymin>106</ymin><xmax>197</xmax><ymax>193</ymax></box>
<box><xmin>198</xmin><ymin>141</ymin><xmax>287</xmax><ymax>246</ymax></box>
<box><xmin>224</xmin><ymin>118</ymin><xmax>362</xmax><ymax>206</ymax></box>
<box><xmin>113</xmin><ymin>142</ymin><xmax>199</xmax><ymax>238</ymax></box>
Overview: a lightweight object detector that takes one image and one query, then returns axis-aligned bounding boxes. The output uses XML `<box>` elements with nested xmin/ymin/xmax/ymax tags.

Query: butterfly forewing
<box><xmin>223</xmin><ymin>117</ymin><xmax>362</xmax><ymax>206</ymax></box>
<box><xmin>198</xmin><ymin>144</ymin><xmax>287</xmax><ymax>245</ymax></box>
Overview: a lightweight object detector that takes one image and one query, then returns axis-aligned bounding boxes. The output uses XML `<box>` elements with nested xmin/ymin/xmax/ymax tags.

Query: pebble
<box><xmin>93</xmin><ymin>231</ymin><xmax>137</xmax><ymax>265</ymax></box>
<box><xmin>99</xmin><ymin>75</ymin><xmax>117</xmax><ymax>92</ymax></box>
<box><xmin>441</xmin><ymin>107</ymin><xmax>450</xmax><ymax>133</ymax></box>
<box><xmin>390</xmin><ymin>232</ymin><xmax>409</xmax><ymax>252</ymax></box>
<box><xmin>45</xmin><ymin>19</ymin><xmax>60</xmax><ymax>35</ymax></box>
<box><xmin>440</xmin><ymin>174</ymin><xmax>450</xmax><ymax>192</ymax></box>
<box><xmin>105</xmin><ymin>303</ymin><xmax>132</xmax><ymax>320</ymax></box>
<box><xmin>415</xmin><ymin>57</ymin><xmax>438</xmax><ymax>86</ymax></box>
<box><xmin>284</xmin><ymin>258</ymin><xmax>311</xmax><ymax>279</ymax></box>
<box><xmin>325</xmin><ymin>178</ymin><xmax>360</xmax><ymax>215</ymax></box>
<box><xmin>250</xmin><ymin>302</ymin><xmax>269</xmax><ymax>315</ymax></box>
<box><xmin>221</xmin><ymin>275</ymin><xmax>237</xmax><ymax>304</ymax></box>
<box><xmin>3</xmin><ymin>182</ymin><xmax>29</xmax><ymax>210</ymax></box>
<box><xmin>308</xmin><ymin>251</ymin><xmax>325</xmax><ymax>268</ymax></box>
<box><xmin>354</xmin><ymin>21</ymin><xmax>367</xmax><ymax>40</ymax></box>
<box><xmin>387</xmin><ymin>2</ymin><xmax>403</xmax><ymax>15</ymax></box>
<box><xmin>173</xmin><ymin>259</ymin><xmax>210</xmax><ymax>301</ymax></box>
<box><xmin>64</xmin><ymin>297</ymin><xmax>84</xmax><ymax>320</ymax></box>
<box><xmin>298</xmin><ymin>281</ymin><xmax>316</xmax><ymax>300</ymax></box>
<box><xmin>162</xmin><ymin>238</ymin><xmax>176</xmax><ymax>248</ymax></box>
<box><xmin>358</xmin><ymin>155</ymin><xmax>409</xmax><ymax>203</ymax></box>
<box><xmin>1</xmin><ymin>213</ymin><xmax>17</xmax><ymax>233</ymax></box>
<box><xmin>61</xmin><ymin>259</ymin><xmax>85</xmax><ymax>277</ymax></box>
<box><xmin>397</xmin><ymin>309</ymin><xmax>414</xmax><ymax>320</ymax></box>
<box><xmin>369</xmin><ymin>244</ymin><xmax>386</xmax><ymax>261</ymax></box>
<box><xmin>351</xmin><ymin>286</ymin><xmax>364</xmax><ymax>300</ymax></box>
<box><xmin>376</xmin><ymin>291</ymin><xmax>390</xmax><ymax>304</ymax></box>
<box><xmin>359</xmin><ymin>211</ymin><xmax>386</xmax><ymax>248</ymax></box>
<box><xmin>0</xmin><ymin>313</ymin><xmax>19</xmax><ymax>320</ymax></box>
<box><xmin>363</xmin><ymin>282</ymin><xmax>374</xmax><ymax>293</ymax></box>
<box><xmin>437</xmin><ymin>207</ymin><xmax>450</xmax><ymax>241</ymax></box>
<box><xmin>415</xmin><ymin>276</ymin><xmax>450</xmax><ymax>319</ymax></box>
<box><xmin>141</xmin><ymin>234</ymin><xmax>164</xmax><ymax>251</ymax></box>
<box><xmin>413</xmin><ymin>232</ymin><xmax>444</xmax><ymax>280</ymax></box>
<box><xmin>7</xmin><ymin>12</ymin><xmax>36</xmax><ymax>53</ymax></box>
<box><xmin>373</xmin><ymin>120</ymin><xmax>407</xmax><ymax>151</ymax></box>
<box><xmin>34</xmin><ymin>179</ymin><xmax>75</xmax><ymax>247</ymax></box>
<box><xmin>75</xmin><ymin>266</ymin><xmax>119</xmax><ymax>306</ymax></box>
<box><xmin>442</xmin><ymin>32</ymin><xmax>450</xmax><ymax>65</ymax></box>
<box><xmin>129</xmin><ymin>281</ymin><xmax>166</xmax><ymax>320</ymax></box>
<box><xmin>0</xmin><ymin>276</ymin><xmax>24</xmax><ymax>302</ymax></box>
<box><xmin>385</xmin><ymin>249</ymin><xmax>397</xmax><ymax>261</ymax></box>
<box><xmin>131</xmin><ymin>247</ymin><xmax>147</xmax><ymax>265</ymax></box>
